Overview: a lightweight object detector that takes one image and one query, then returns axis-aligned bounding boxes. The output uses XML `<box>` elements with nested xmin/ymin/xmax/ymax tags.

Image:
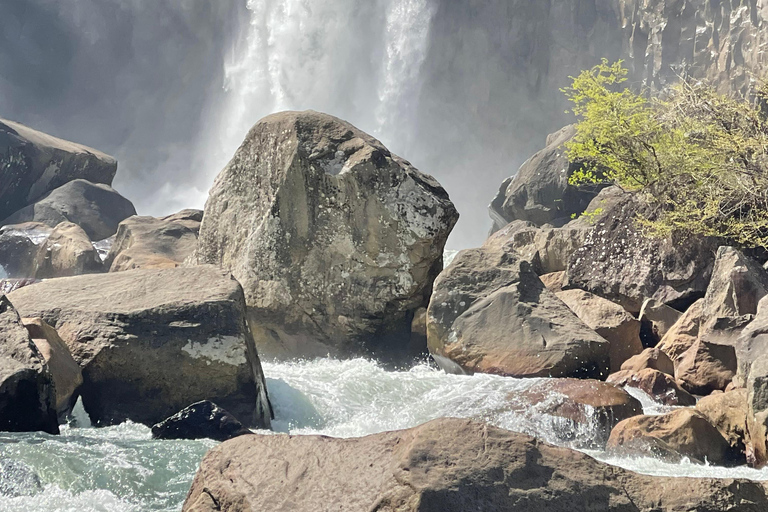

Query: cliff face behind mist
<box><xmin>417</xmin><ymin>0</ymin><xmax>767</xmax><ymax>239</ymax></box>
<box><xmin>0</xmin><ymin>1</ymin><xmax>765</xmax><ymax>246</ymax></box>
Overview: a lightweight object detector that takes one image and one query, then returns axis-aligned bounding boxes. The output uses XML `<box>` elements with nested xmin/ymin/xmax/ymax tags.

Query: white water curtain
<box><xmin>200</xmin><ymin>0</ymin><xmax>436</xmax><ymax>183</ymax></box>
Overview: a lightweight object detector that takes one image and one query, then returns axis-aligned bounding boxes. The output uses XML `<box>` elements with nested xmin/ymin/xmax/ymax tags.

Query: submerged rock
<box><xmin>0</xmin><ymin>118</ymin><xmax>117</xmax><ymax>221</ymax></box>
<box><xmin>0</xmin><ymin>179</ymin><xmax>136</xmax><ymax>241</ymax></box>
<box><xmin>195</xmin><ymin>111</ymin><xmax>458</xmax><ymax>363</ymax></box>
<box><xmin>512</xmin><ymin>378</ymin><xmax>642</xmax><ymax>448</ymax></box>
<box><xmin>7</xmin><ymin>266</ymin><xmax>271</xmax><ymax>428</ymax></box>
<box><xmin>0</xmin><ymin>296</ymin><xmax>58</xmax><ymax>434</ymax></box>
<box><xmin>0</xmin><ymin>459</ymin><xmax>42</xmax><ymax>497</ymax></box>
<box><xmin>427</xmin><ymin>241</ymin><xmax>609</xmax><ymax>379</ymax></box>
<box><xmin>106</xmin><ymin>210</ymin><xmax>201</xmax><ymax>272</ymax></box>
<box><xmin>184</xmin><ymin>417</ymin><xmax>768</xmax><ymax>512</ymax></box>
<box><xmin>152</xmin><ymin>400</ymin><xmax>252</xmax><ymax>442</ymax></box>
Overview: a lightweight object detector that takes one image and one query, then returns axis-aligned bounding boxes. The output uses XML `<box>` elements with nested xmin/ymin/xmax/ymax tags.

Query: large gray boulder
<box><xmin>0</xmin><ymin>296</ymin><xmax>58</xmax><ymax>434</ymax></box>
<box><xmin>488</xmin><ymin>125</ymin><xmax>601</xmax><ymax>231</ymax></box>
<box><xmin>183</xmin><ymin>417</ymin><xmax>768</xmax><ymax>512</ymax></box>
<box><xmin>1</xmin><ymin>179</ymin><xmax>136</xmax><ymax>241</ymax></box>
<box><xmin>426</xmin><ymin>240</ymin><xmax>609</xmax><ymax>379</ymax></box>
<box><xmin>0</xmin><ymin>119</ymin><xmax>117</xmax><ymax>221</ymax></box>
<box><xmin>194</xmin><ymin>111</ymin><xmax>458</xmax><ymax>362</ymax></box>
<box><xmin>105</xmin><ymin>210</ymin><xmax>201</xmax><ymax>272</ymax></box>
<box><xmin>7</xmin><ymin>266</ymin><xmax>271</xmax><ymax>428</ymax></box>
<box><xmin>565</xmin><ymin>194</ymin><xmax>718</xmax><ymax>313</ymax></box>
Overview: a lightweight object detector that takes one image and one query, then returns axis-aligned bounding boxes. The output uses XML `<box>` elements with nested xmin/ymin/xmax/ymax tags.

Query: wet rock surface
<box><xmin>184</xmin><ymin>417</ymin><xmax>768</xmax><ymax>512</ymax></box>
<box><xmin>151</xmin><ymin>400</ymin><xmax>252</xmax><ymax>442</ymax></box>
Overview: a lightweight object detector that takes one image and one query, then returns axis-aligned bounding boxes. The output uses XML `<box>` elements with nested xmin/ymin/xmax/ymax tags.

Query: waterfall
<box><xmin>200</xmin><ymin>0</ymin><xmax>436</xmax><ymax>193</ymax></box>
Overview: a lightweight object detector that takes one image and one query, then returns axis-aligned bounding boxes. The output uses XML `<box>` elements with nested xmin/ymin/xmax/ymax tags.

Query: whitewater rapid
<box><xmin>3</xmin><ymin>358</ymin><xmax>768</xmax><ymax>511</ymax></box>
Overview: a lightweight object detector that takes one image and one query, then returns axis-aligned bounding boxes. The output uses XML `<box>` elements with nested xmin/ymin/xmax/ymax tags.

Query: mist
<box><xmin>3</xmin><ymin>0</ymin><xmax>759</xmax><ymax>247</ymax></box>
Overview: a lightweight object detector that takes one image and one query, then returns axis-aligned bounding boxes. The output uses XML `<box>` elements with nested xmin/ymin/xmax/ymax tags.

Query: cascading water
<box><xmin>199</xmin><ymin>0</ymin><xmax>436</xmax><ymax>208</ymax></box>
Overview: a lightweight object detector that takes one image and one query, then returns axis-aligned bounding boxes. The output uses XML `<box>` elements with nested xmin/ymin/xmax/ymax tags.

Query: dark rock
<box><xmin>0</xmin><ymin>118</ymin><xmax>117</xmax><ymax>221</ymax></box>
<box><xmin>488</xmin><ymin>125</ymin><xmax>602</xmax><ymax>230</ymax></box>
<box><xmin>0</xmin><ymin>296</ymin><xmax>58</xmax><ymax>434</ymax></box>
<box><xmin>512</xmin><ymin>378</ymin><xmax>642</xmax><ymax>448</ymax></box>
<box><xmin>7</xmin><ymin>266</ymin><xmax>271</xmax><ymax>428</ymax></box>
<box><xmin>194</xmin><ymin>111</ymin><xmax>458</xmax><ymax>363</ymax></box>
<box><xmin>183</xmin><ymin>417</ymin><xmax>768</xmax><ymax>512</ymax></box>
<box><xmin>565</xmin><ymin>194</ymin><xmax>718</xmax><ymax>313</ymax></box>
<box><xmin>0</xmin><ymin>223</ymin><xmax>52</xmax><ymax>278</ymax></box>
<box><xmin>152</xmin><ymin>400</ymin><xmax>252</xmax><ymax>441</ymax></box>
<box><xmin>427</xmin><ymin>240</ymin><xmax>609</xmax><ymax>379</ymax></box>
<box><xmin>638</xmin><ymin>299</ymin><xmax>682</xmax><ymax>346</ymax></box>
<box><xmin>1</xmin><ymin>179</ymin><xmax>136</xmax><ymax>241</ymax></box>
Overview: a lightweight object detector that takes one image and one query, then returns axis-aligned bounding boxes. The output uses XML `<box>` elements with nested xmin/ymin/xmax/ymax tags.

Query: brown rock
<box><xmin>658</xmin><ymin>298</ymin><xmax>705</xmax><ymax>360</ymax></box>
<box><xmin>607</xmin><ymin>368</ymin><xmax>696</xmax><ymax>406</ymax></box>
<box><xmin>105</xmin><ymin>211</ymin><xmax>201</xmax><ymax>272</ymax></box>
<box><xmin>539</xmin><ymin>271</ymin><xmax>565</xmax><ymax>292</ymax></box>
<box><xmin>513</xmin><ymin>378</ymin><xmax>642</xmax><ymax>447</ymax></box>
<box><xmin>696</xmin><ymin>389</ymin><xmax>748</xmax><ymax>455</ymax></box>
<box><xmin>427</xmin><ymin>242</ymin><xmax>609</xmax><ymax>379</ymax></box>
<box><xmin>21</xmin><ymin>317</ymin><xmax>82</xmax><ymax>421</ymax></box>
<box><xmin>556</xmin><ymin>289</ymin><xmax>643</xmax><ymax>372</ymax></box>
<box><xmin>676</xmin><ymin>340</ymin><xmax>737</xmax><ymax>395</ymax></box>
<box><xmin>638</xmin><ymin>298</ymin><xmax>682</xmax><ymax>344</ymax></box>
<box><xmin>620</xmin><ymin>348</ymin><xmax>675</xmax><ymax>376</ymax></box>
<box><xmin>32</xmin><ymin>222</ymin><xmax>103</xmax><ymax>278</ymax></box>
<box><xmin>607</xmin><ymin>409</ymin><xmax>732</xmax><ymax>465</ymax></box>
<box><xmin>183</xmin><ymin>417</ymin><xmax>768</xmax><ymax>512</ymax></box>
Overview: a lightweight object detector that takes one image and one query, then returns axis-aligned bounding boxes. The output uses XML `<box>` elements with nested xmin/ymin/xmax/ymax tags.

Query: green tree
<box><xmin>563</xmin><ymin>59</ymin><xmax>768</xmax><ymax>249</ymax></box>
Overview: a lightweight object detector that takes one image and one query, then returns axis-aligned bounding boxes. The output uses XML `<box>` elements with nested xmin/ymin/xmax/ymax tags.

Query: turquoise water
<box><xmin>2</xmin><ymin>358</ymin><xmax>768</xmax><ymax>511</ymax></box>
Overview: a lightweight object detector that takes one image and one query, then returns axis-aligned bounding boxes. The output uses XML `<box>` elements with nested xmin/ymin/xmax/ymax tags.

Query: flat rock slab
<box><xmin>184</xmin><ymin>417</ymin><xmax>768</xmax><ymax>512</ymax></box>
<box><xmin>7</xmin><ymin>266</ymin><xmax>271</xmax><ymax>428</ymax></box>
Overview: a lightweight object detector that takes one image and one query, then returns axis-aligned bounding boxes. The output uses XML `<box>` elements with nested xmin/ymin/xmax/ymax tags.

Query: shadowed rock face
<box><xmin>195</xmin><ymin>111</ymin><xmax>458</xmax><ymax>363</ymax></box>
<box><xmin>0</xmin><ymin>296</ymin><xmax>58</xmax><ymax>435</ymax></box>
<box><xmin>0</xmin><ymin>119</ymin><xmax>117</xmax><ymax>221</ymax></box>
<box><xmin>1</xmin><ymin>179</ymin><xmax>136</xmax><ymax>241</ymax></box>
<box><xmin>7</xmin><ymin>266</ymin><xmax>271</xmax><ymax>429</ymax></box>
<box><xmin>183</xmin><ymin>417</ymin><xmax>768</xmax><ymax>512</ymax></box>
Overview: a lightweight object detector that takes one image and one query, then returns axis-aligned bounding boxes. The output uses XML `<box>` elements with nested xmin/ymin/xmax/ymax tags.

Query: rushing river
<box><xmin>2</xmin><ymin>358</ymin><xmax>768</xmax><ymax>511</ymax></box>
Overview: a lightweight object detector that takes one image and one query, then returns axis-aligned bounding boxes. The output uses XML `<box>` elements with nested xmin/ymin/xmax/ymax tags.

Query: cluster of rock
<box><xmin>0</xmin><ymin>118</ymin><xmax>272</xmax><ymax>436</ymax></box>
<box><xmin>426</xmin><ymin>125</ymin><xmax>768</xmax><ymax>470</ymax></box>
<box><xmin>6</xmin><ymin>111</ymin><xmax>768</xmax><ymax>510</ymax></box>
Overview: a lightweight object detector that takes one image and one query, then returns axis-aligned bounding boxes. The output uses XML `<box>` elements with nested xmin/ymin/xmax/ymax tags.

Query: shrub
<box><xmin>562</xmin><ymin>59</ymin><xmax>768</xmax><ymax>249</ymax></box>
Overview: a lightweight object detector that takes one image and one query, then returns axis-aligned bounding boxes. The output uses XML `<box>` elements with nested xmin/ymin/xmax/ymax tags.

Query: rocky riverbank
<box><xmin>3</xmin><ymin>111</ymin><xmax>768</xmax><ymax>511</ymax></box>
